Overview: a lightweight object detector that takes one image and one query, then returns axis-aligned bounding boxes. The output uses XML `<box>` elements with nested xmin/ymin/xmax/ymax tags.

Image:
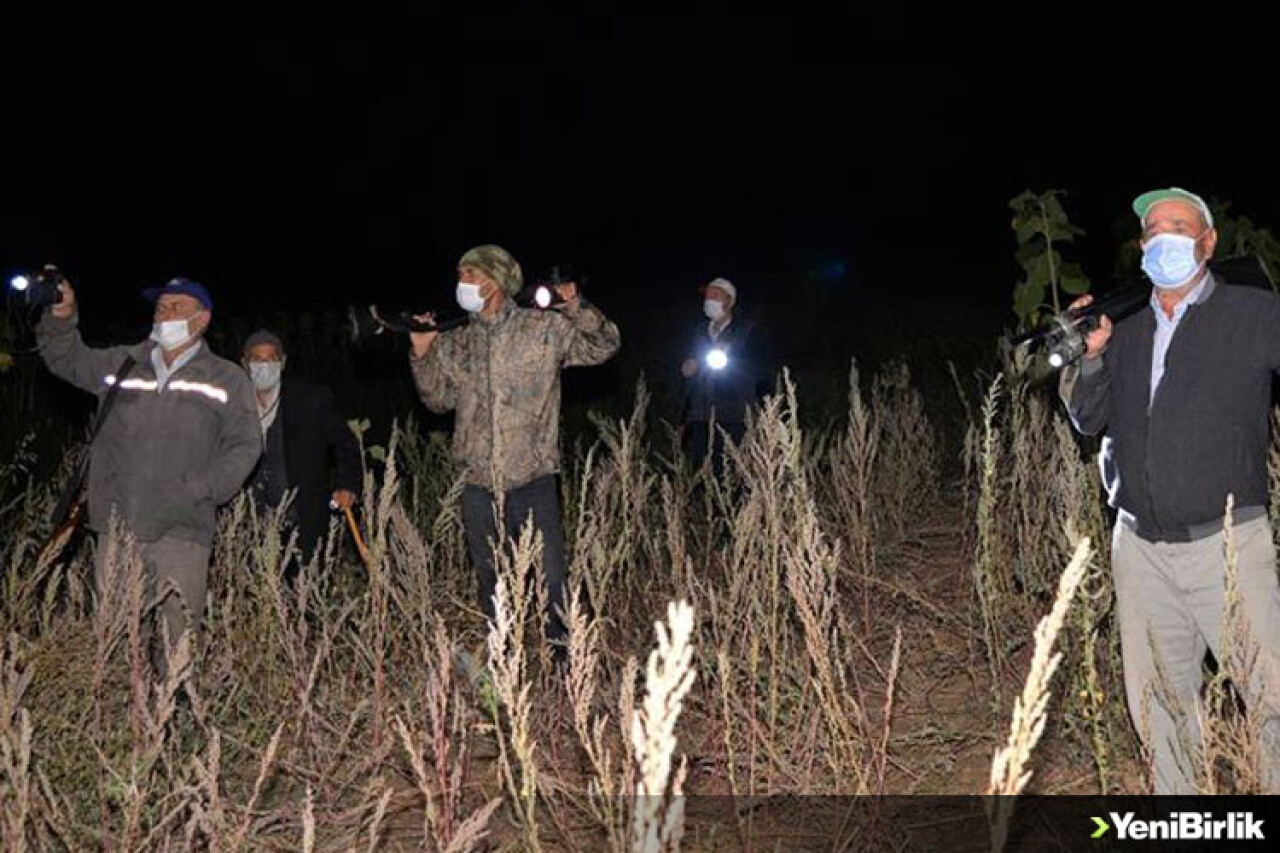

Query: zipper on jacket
<box><xmin>488</xmin><ymin>323</ymin><xmax>498</xmax><ymax>492</ymax></box>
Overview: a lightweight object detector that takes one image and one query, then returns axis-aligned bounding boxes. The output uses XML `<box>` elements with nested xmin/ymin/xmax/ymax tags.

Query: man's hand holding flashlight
<box><xmin>554</xmin><ymin>281</ymin><xmax>580</xmax><ymax>311</ymax></box>
<box><xmin>50</xmin><ymin>270</ymin><xmax>76</xmax><ymax>320</ymax></box>
<box><xmin>1066</xmin><ymin>295</ymin><xmax>1112</xmax><ymax>360</ymax></box>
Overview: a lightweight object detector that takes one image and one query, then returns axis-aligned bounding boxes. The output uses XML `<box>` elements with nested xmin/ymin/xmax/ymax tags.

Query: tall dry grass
<box><xmin>3</xmin><ymin>363</ymin><xmax>1278</xmax><ymax>848</ymax></box>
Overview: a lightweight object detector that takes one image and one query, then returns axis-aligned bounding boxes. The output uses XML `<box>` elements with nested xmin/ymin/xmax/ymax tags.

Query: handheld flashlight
<box><xmin>706</xmin><ymin>347</ymin><xmax>728</xmax><ymax>371</ymax></box>
<box><xmin>516</xmin><ymin>283</ymin><xmax>565</xmax><ymax>310</ymax></box>
<box><xmin>8</xmin><ymin>266</ymin><xmax>65</xmax><ymax>310</ymax></box>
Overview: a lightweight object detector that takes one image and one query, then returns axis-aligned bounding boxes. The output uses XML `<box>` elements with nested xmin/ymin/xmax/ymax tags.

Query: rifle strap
<box><xmin>49</xmin><ymin>354</ymin><xmax>139</xmax><ymax>527</ymax></box>
<box><xmin>86</xmin><ymin>354</ymin><xmax>138</xmax><ymax>444</ymax></box>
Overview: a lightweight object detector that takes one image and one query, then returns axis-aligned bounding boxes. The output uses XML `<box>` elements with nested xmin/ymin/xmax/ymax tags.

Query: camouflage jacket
<box><xmin>410</xmin><ymin>297</ymin><xmax>621</xmax><ymax>492</ymax></box>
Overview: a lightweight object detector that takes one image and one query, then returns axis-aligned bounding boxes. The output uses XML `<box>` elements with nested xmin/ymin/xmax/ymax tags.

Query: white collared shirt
<box><xmin>1149</xmin><ymin>275</ymin><xmax>1208</xmax><ymax>404</ymax></box>
<box><xmin>150</xmin><ymin>341</ymin><xmax>202</xmax><ymax>391</ymax></box>
<box><xmin>256</xmin><ymin>385</ymin><xmax>282</xmax><ymax>434</ymax></box>
<box><xmin>708</xmin><ymin>314</ymin><xmax>733</xmax><ymax>342</ymax></box>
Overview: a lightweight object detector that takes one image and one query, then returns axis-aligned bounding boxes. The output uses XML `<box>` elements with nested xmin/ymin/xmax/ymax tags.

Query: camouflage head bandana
<box><xmin>458</xmin><ymin>245</ymin><xmax>524</xmax><ymax>297</ymax></box>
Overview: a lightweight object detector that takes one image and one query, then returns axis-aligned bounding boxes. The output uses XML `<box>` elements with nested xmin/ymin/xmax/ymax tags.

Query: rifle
<box><xmin>36</xmin><ymin>354</ymin><xmax>138</xmax><ymax>568</ymax></box>
<box><xmin>1014</xmin><ymin>255</ymin><xmax>1274</xmax><ymax>370</ymax></box>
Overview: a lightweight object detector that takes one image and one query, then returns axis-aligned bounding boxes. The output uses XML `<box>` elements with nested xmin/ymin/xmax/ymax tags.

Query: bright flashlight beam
<box><xmin>706</xmin><ymin>348</ymin><xmax>728</xmax><ymax>370</ymax></box>
<box><xmin>535</xmin><ymin>286</ymin><xmax>552</xmax><ymax>309</ymax></box>
<box><xmin>10</xmin><ymin>275</ymin><xmax>30</xmax><ymax>291</ymax></box>
<box><xmin>1047</xmin><ymin>352</ymin><xmax>1064</xmax><ymax>369</ymax></box>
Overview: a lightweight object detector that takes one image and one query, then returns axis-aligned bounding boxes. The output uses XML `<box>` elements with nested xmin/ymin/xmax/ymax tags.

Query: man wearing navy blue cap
<box><xmin>36</xmin><ymin>273</ymin><xmax>261</xmax><ymax>677</ymax></box>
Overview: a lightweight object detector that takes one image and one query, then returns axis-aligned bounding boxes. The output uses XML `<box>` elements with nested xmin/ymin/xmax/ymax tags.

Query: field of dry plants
<box><xmin>3</xmin><ymin>362</ymin><xmax>1279</xmax><ymax>851</ymax></box>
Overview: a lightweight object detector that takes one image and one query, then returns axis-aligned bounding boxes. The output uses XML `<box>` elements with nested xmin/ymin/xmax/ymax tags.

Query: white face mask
<box><xmin>456</xmin><ymin>281</ymin><xmax>485</xmax><ymax>313</ymax></box>
<box><xmin>703</xmin><ymin>299</ymin><xmax>725</xmax><ymax>321</ymax></box>
<box><xmin>248</xmin><ymin>361</ymin><xmax>284</xmax><ymax>390</ymax></box>
<box><xmin>151</xmin><ymin>316</ymin><xmax>200</xmax><ymax>351</ymax></box>
<box><xmin>1141</xmin><ymin>232</ymin><xmax>1203</xmax><ymax>289</ymax></box>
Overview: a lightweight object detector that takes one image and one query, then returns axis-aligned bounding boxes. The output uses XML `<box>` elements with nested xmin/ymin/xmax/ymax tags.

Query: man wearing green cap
<box><xmin>408</xmin><ymin>245</ymin><xmax>620</xmax><ymax>656</ymax></box>
<box><xmin>1061</xmin><ymin>188</ymin><xmax>1280</xmax><ymax>793</ymax></box>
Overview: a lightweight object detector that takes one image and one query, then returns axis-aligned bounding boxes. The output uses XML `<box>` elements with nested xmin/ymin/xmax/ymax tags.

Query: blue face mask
<box><xmin>1141</xmin><ymin>233</ymin><xmax>1202</xmax><ymax>289</ymax></box>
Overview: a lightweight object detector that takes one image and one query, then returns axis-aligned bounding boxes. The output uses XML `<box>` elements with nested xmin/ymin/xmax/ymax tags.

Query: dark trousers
<box><xmin>686</xmin><ymin>420</ymin><xmax>746</xmax><ymax>477</ymax></box>
<box><xmin>461</xmin><ymin>475</ymin><xmax>568</xmax><ymax>646</ymax></box>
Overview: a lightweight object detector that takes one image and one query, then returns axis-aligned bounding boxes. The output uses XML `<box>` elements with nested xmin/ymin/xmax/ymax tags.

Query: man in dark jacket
<box><xmin>241</xmin><ymin>329</ymin><xmax>362</xmax><ymax>563</ymax></box>
<box><xmin>1061</xmin><ymin>187</ymin><xmax>1280</xmax><ymax>793</ymax></box>
<box><xmin>681</xmin><ymin>277</ymin><xmax>768</xmax><ymax>473</ymax></box>
<box><xmin>37</xmin><ymin>275</ymin><xmax>261</xmax><ymax>676</ymax></box>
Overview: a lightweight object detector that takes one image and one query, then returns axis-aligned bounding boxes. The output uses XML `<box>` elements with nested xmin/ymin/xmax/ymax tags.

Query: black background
<box><xmin>3</xmin><ymin>13</ymin><xmax>1276</xmax><ymax>391</ymax></box>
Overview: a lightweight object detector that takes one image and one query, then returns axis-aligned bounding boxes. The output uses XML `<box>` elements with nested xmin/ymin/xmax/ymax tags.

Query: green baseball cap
<box><xmin>1132</xmin><ymin>187</ymin><xmax>1214</xmax><ymax>229</ymax></box>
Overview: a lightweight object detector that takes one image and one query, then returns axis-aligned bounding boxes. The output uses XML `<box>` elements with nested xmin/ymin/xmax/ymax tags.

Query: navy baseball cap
<box><xmin>142</xmin><ymin>277</ymin><xmax>213</xmax><ymax>311</ymax></box>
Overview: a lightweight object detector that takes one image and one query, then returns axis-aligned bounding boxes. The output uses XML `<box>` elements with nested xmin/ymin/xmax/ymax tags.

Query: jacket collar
<box><xmin>1196</xmin><ymin>271</ymin><xmax>1219</xmax><ymax>303</ymax></box>
<box><xmin>474</xmin><ymin>294</ymin><xmax>518</xmax><ymax>327</ymax></box>
<box><xmin>147</xmin><ymin>338</ymin><xmax>205</xmax><ymax>377</ymax></box>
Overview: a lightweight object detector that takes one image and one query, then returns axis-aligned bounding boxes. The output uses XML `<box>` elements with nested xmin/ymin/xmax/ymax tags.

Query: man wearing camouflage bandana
<box><xmin>409</xmin><ymin>245</ymin><xmax>620</xmax><ymax>655</ymax></box>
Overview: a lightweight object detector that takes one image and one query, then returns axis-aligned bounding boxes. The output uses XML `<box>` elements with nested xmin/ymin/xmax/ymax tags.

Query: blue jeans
<box><xmin>462</xmin><ymin>475</ymin><xmax>567</xmax><ymax>647</ymax></box>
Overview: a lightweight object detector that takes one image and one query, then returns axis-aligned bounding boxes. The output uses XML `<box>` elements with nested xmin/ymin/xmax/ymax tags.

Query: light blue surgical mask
<box><xmin>1141</xmin><ymin>233</ymin><xmax>1203</xmax><ymax>289</ymax></box>
<box><xmin>456</xmin><ymin>281</ymin><xmax>485</xmax><ymax>313</ymax></box>
<box><xmin>151</xmin><ymin>317</ymin><xmax>199</xmax><ymax>351</ymax></box>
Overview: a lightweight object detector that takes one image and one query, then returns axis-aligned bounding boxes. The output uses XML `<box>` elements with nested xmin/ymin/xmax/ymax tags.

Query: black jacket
<box><xmin>682</xmin><ymin>317</ymin><xmax>770</xmax><ymax>425</ymax></box>
<box><xmin>254</xmin><ymin>378</ymin><xmax>363</xmax><ymax>554</ymax></box>
<box><xmin>1063</xmin><ymin>275</ymin><xmax>1280</xmax><ymax>542</ymax></box>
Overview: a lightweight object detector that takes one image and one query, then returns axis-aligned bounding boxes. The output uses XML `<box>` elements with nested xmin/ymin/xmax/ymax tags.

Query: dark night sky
<box><xmin>4</xmin><ymin>18</ymin><xmax>1278</xmax><ymax>348</ymax></box>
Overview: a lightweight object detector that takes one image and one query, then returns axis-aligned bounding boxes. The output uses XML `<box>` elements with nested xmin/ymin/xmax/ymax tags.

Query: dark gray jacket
<box><xmin>682</xmin><ymin>317</ymin><xmax>769</xmax><ymax>425</ymax></box>
<box><xmin>1061</xmin><ymin>274</ymin><xmax>1280</xmax><ymax>542</ymax></box>
<box><xmin>37</xmin><ymin>312</ymin><xmax>261</xmax><ymax>545</ymax></box>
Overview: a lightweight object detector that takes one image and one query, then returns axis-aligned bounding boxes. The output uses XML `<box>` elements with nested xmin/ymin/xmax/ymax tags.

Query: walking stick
<box><xmin>339</xmin><ymin>503</ymin><xmax>372</xmax><ymax>568</ymax></box>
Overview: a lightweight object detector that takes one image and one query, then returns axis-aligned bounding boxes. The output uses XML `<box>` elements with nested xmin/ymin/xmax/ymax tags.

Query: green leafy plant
<box><xmin>1210</xmin><ymin>201</ymin><xmax>1280</xmax><ymax>291</ymax></box>
<box><xmin>1010</xmin><ymin>190</ymin><xmax>1090</xmax><ymax>332</ymax></box>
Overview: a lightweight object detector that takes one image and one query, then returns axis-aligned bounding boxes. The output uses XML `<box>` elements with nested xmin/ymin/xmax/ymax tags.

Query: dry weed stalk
<box><xmin>566</xmin><ymin>579</ymin><xmax>630</xmax><ymax>851</ymax></box>
<box><xmin>1193</xmin><ymin>495</ymin><xmax>1267</xmax><ymax>794</ymax></box>
<box><xmin>827</xmin><ymin>360</ymin><xmax>878</xmax><ymax>633</ymax></box>
<box><xmin>393</xmin><ymin>618</ymin><xmax>499</xmax><ymax>852</ymax></box>
<box><xmin>1</xmin><ymin>634</ymin><xmax>36</xmax><ymax>852</ymax></box>
<box><xmin>487</xmin><ymin>520</ymin><xmax>544</xmax><ymax>853</ymax></box>
<box><xmin>987</xmin><ymin>537</ymin><xmax>1091</xmax><ymax>853</ymax></box>
<box><xmin>784</xmin><ymin>500</ymin><xmax>871</xmax><ymax>791</ymax></box>
<box><xmin>872</xmin><ymin>361</ymin><xmax>937</xmax><ymax>543</ymax></box>
<box><xmin>630</xmin><ymin>600</ymin><xmax>696</xmax><ymax>853</ymax></box>
<box><xmin>972</xmin><ymin>374</ymin><xmax>1008</xmax><ymax>723</ymax></box>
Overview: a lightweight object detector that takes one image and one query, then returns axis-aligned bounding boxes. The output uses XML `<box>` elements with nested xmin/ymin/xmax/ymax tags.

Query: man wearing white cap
<box><xmin>1062</xmin><ymin>187</ymin><xmax>1280</xmax><ymax>793</ymax></box>
<box><xmin>681</xmin><ymin>277</ymin><xmax>768</xmax><ymax>473</ymax></box>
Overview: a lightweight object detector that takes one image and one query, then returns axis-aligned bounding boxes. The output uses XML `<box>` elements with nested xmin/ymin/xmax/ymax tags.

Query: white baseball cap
<box><xmin>706</xmin><ymin>277</ymin><xmax>737</xmax><ymax>303</ymax></box>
